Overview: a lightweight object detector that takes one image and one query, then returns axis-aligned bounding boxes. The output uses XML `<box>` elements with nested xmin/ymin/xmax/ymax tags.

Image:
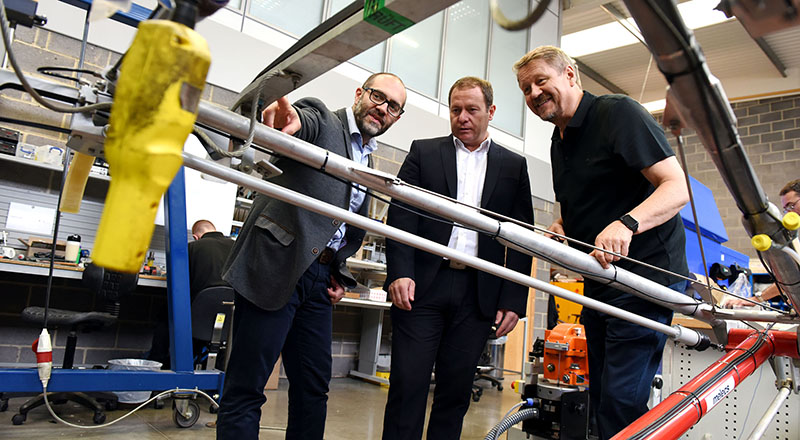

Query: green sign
<box><xmin>364</xmin><ymin>0</ymin><xmax>415</xmax><ymax>34</ymax></box>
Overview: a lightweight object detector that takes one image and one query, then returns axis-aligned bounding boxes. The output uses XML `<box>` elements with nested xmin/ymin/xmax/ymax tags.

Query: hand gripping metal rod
<box><xmin>181</xmin><ymin>152</ymin><xmax>704</xmax><ymax>347</ymax></box>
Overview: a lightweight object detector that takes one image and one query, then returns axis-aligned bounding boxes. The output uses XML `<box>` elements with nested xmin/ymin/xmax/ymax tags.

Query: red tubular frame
<box><xmin>612</xmin><ymin>329</ymin><xmax>799</xmax><ymax>440</ymax></box>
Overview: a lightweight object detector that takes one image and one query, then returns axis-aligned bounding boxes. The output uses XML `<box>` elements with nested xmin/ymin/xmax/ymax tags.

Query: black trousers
<box><xmin>217</xmin><ymin>260</ymin><xmax>334</xmax><ymax>440</ymax></box>
<box><xmin>382</xmin><ymin>265</ymin><xmax>493</xmax><ymax>440</ymax></box>
<box><xmin>582</xmin><ymin>281</ymin><xmax>684</xmax><ymax>440</ymax></box>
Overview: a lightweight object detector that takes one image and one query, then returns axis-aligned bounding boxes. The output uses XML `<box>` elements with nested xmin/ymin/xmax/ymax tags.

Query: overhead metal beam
<box><xmin>575</xmin><ymin>59</ymin><xmax>628</xmax><ymax>95</ymax></box>
<box><xmin>601</xmin><ymin>2</ymin><xmax>647</xmax><ymax>47</ymax></box>
<box><xmin>753</xmin><ymin>36</ymin><xmax>788</xmax><ymax>77</ymax></box>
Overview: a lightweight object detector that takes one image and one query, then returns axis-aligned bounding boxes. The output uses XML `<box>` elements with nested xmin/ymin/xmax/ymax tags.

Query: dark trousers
<box><xmin>217</xmin><ymin>260</ymin><xmax>333</xmax><ymax>440</ymax></box>
<box><xmin>582</xmin><ymin>282</ymin><xmax>684</xmax><ymax>440</ymax></box>
<box><xmin>382</xmin><ymin>265</ymin><xmax>493</xmax><ymax>440</ymax></box>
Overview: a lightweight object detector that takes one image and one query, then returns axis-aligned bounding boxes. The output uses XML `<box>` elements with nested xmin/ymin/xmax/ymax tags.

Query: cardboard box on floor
<box><xmin>265</xmin><ymin>357</ymin><xmax>281</xmax><ymax>390</ymax></box>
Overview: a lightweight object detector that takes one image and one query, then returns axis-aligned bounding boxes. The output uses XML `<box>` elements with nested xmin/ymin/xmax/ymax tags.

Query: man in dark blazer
<box><xmin>381</xmin><ymin>77</ymin><xmax>533</xmax><ymax>440</ymax></box>
<box><xmin>217</xmin><ymin>72</ymin><xmax>407</xmax><ymax>440</ymax></box>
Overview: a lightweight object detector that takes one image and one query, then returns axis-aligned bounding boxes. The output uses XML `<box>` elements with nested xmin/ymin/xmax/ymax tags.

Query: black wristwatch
<box><xmin>619</xmin><ymin>214</ymin><xmax>639</xmax><ymax>233</ymax></box>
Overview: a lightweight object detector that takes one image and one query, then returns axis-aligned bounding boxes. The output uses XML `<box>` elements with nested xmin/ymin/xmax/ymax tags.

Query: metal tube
<box><xmin>194</xmin><ymin>102</ymin><xmax>794</xmax><ymax>326</ymax></box>
<box><xmin>181</xmin><ymin>153</ymin><xmax>703</xmax><ymax>347</ymax></box>
<box><xmin>745</xmin><ymin>385</ymin><xmax>791</xmax><ymax>440</ymax></box>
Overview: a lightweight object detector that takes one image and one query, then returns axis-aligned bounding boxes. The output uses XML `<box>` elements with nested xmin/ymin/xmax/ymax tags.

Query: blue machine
<box><xmin>680</xmin><ymin>176</ymin><xmax>750</xmax><ymax>290</ymax></box>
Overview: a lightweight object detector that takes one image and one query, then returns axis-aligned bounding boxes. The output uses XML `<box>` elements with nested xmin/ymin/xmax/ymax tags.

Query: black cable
<box><xmin>36</xmin><ymin>66</ymin><xmax>102</xmax><ymax>83</ymax></box>
<box><xmin>628</xmin><ymin>330</ymin><xmax>769</xmax><ymax>439</ymax></box>
<box><xmin>0</xmin><ymin>117</ymin><xmax>71</xmax><ymax>134</ymax></box>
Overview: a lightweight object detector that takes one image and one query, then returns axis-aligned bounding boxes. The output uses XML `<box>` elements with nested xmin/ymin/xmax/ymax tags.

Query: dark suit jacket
<box><xmin>188</xmin><ymin>231</ymin><xmax>235</xmax><ymax>302</ymax></box>
<box><xmin>223</xmin><ymin>98</ymin><xmax>369</xmax><ymax>311</ymax></box>
<box><xmin>384</xmin><ymin>136</ymin><xmax>534</xmax><ymax>318</ymax></box>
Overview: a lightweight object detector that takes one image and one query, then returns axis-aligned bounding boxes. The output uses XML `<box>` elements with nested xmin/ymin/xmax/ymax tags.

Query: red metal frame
<box><xmin>612</xmin><ymin>329</ymin><xmax>799</xmax><ymax>439</ymax></box>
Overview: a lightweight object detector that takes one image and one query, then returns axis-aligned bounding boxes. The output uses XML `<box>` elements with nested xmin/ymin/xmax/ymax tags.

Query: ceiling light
<box><xmin>562</xmin><ymin>0</ymin><xmax>734</xmax><ymax>58</ymax></box>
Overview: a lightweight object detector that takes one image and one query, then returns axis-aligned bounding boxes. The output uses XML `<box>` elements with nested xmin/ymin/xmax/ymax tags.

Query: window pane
<box><xmin>249</xmin><ymin>0</ymin><xmax>323</xmax><ymax>37</ymax></box>
<box><xmin>388</xmin><ymin>12</ymin><xmax>444</xmax><ymax>98</ymax></box>
<box><xmin>488</xmin><ymin>0</ymin><xmax>528</xmax><ymax>136</ymax></box>
<box><xmin>440</xmin><ymin>0</ymin><xmax>489</xmax><ymax>102</ymax></box>
<box><xmin>227</xmin><ymin>0</ymin><xmax>242</xmax><ymax>11</ymax></box>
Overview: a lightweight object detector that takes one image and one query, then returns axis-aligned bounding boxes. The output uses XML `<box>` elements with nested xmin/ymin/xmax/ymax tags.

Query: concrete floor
<box><xmin>0</xmin><ymin>377</ymin><xmax>524</xmax><ymax>439</ymax></box>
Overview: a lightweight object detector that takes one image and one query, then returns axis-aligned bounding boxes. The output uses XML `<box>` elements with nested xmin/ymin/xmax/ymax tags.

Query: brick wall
<box><xmin>665</xmin><ymin>93</ymin><xmax>800</xmax><ymax>259</ymax></box>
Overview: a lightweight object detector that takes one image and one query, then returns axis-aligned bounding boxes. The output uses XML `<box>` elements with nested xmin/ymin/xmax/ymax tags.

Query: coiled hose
<box><xmin>484</xmin><ymin>408</ymin><xmax>539</xmax><ymax>440</ymax></box>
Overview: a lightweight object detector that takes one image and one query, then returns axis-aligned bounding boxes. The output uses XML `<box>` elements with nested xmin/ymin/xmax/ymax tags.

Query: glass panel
<box><xmin>387</xmin><ymin>11</ymin><xmax>444</xmax><ymax>98</ymax></box>
<box><xmin>248</xmin><ymin>0</ymin><xmax>324</xmax><ymax>37</ymax></box>
<box><xmin>440</xmin><ymin>0</ymin><xmax>489</xmax><ymax>103</ymax></box>
<box><xmin>227</xmin><ymin>0</ymin><xmax>242</xmax><ymax>10</ymax></box>
<box><xmin>329</xmin><ymin>0</ymin><xmax>385</xmax><ymax>71</ymax></box>
<box><xmin>488</xmin><ymin>0</ymin><xmax>528</xmax><ymax>136</ymax></box>
<box><xmin>328</xmin><ymin>0</ymin><xmax>351</xmax><ymax>16</ymax></box>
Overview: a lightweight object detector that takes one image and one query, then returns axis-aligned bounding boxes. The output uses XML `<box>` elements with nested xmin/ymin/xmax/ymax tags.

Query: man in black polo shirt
<box><xmin>514</xmin><ymin>46</ymin><xmax>689</xmax><ymax>439</ymax></box>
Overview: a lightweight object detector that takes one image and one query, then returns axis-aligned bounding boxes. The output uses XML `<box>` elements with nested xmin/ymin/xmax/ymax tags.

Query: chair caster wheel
<box><xmin>12</xmin><ymin>413</ymin><xmax>26</xmax><ymax>425</ymax></box>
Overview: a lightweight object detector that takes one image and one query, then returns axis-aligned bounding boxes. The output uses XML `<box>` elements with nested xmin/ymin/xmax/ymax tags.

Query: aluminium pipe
<box><xmin>194</xmin><ymin>102</ymin><xmax>795</xmax><ymax>325</ymax></box>
<box><xmin>181</xmin><ymin>152</ymin><xmax>704</xmax><ymax>348</ymax></box>
<box><xmin>745</xmin><ymin>385</ymin><xmax>792</xmax><ymax>440</ymax></box>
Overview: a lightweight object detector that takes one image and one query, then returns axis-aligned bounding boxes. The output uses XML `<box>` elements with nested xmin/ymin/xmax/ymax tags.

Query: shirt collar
<box><xmin>346</xmin><ymin>107</ymin><xmax>378</xmax><ymax>154</ymax></box>
<box><xmin>551</xmin><ymin>90</ymin><xmax>596</xmax><ymax>142</ymax></box>
<box><xmin>452</xmin><ymin>135</ymin><xmax>492</xmax><ymax>153</ymax></box>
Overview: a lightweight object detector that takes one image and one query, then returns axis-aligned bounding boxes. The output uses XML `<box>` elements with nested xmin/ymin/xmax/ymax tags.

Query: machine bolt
<box><xmin>546</xmin><ymin>363</ymin><xmax>555</xmax><ymax>372</ymax></box>
<box><xmin>562</xmin><ymin>374</ymin><xmax>571</xmax><ymax>383</ymax></box>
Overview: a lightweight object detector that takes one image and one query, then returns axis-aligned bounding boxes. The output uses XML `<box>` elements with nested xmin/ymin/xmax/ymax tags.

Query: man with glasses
<box><xmin>217</xmin><ymin>72</ymin><xmax>406</xmax><ymax>440</ymax></box>
<box><xmin>722</xmin><ymin>178</ymin><xmax>800</xmax><ymax>308</ymax></box>
<box><xmin>381</xmin><ymin>77</ymin><xmax>533</xmax><ymax>440</ymax></box>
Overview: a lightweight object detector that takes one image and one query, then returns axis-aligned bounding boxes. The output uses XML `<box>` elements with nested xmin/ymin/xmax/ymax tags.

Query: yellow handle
<box><xmin>59</xmin><ymin>152</ymin><xmax>95</xmax><ymax>213</ymax></box>
<box><xmin>93</xmin><ymin>20</ymin><xmax>211</xmax><ymax>273</ymax></box>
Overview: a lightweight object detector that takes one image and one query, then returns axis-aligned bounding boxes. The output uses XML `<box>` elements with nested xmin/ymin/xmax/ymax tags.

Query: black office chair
<box><xmin>6</xmin><ymin>263</ymin><xmax>138</xmax><ymax>425</ymax></box>
<box><xmin>471</xmin><ymin>334</ymin><xmax>504</xmax><ymax>402</ymax></box>
<box><xmin>191</xmin><ymin>285</ymin><xmax>235</xmax><ymax>371</ymax></box>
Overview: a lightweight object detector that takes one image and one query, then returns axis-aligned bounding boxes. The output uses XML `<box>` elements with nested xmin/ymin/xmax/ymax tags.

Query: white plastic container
<box><xmin>107</xmin><ymin>359</ymin><xmax>162</xmax><ymax>403</ymax></box>
<box><xmin>65</xmin><ymin>234</ymin><xmax>81</xmax><ymax>263</ymax></box>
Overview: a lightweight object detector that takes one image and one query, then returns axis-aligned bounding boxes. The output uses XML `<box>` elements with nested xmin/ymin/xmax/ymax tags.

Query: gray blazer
<box><xmin>223</xmin><ymin>98</ymin><xmax>370</xmax><ymax>311</ymax></box>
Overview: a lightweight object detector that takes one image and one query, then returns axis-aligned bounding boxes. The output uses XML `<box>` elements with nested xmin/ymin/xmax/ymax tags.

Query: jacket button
<box><xmin>311</xmin><ymin>247</ymin><xmax>319</xmax><ymax>255</ymax></box>
<box><xmin>332</xmin><ymin>219</ymin><xmax>340</xmax><ymax>226</ymax></box>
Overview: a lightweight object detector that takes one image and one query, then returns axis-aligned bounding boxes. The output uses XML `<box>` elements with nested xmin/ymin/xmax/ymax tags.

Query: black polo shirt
<box><xmin>551</xmin><ymin>92</ymin><xmax>688</xmax><ymax>305</ymax></box>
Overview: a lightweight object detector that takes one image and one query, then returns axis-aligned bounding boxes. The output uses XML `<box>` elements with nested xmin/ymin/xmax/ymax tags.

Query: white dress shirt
<box><xmin>446</xmin><ymin>136</ymin><xmax>491</xmax><ymax>257</ymax></box>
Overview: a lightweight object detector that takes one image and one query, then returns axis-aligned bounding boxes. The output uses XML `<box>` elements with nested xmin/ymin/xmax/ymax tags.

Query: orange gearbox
<box><xmin>543</xmin><ymin>323</ymin><xmax>589</xmax><ymax>386</ymax></box>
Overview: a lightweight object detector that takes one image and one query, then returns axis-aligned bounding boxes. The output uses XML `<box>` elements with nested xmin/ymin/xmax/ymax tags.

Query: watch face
<box><xmin>621</xmin><ymin>214</ymin><xmax>638</xmax><ymax>232</ymax></box>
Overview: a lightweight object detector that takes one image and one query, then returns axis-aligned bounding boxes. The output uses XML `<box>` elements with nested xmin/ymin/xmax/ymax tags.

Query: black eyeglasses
<box><xmin>784</xmin><ymin>199</ymin><xmax>800</xmax><ymax>213</ymax></box>
<box><xmin>363</xmin><ymin>87</ymin><xmax>404</xmax><ymax>117</ymax></box>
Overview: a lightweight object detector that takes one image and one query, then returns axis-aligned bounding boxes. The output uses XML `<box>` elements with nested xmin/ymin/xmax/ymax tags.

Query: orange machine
<box><xmin>542</xmin><ymin>323</ymin><xmax>589</xmax><ymax>386</ymax></box>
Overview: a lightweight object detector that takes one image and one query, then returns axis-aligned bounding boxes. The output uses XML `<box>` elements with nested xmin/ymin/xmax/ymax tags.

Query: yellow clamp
<box><xmin>783</xmin><ymin>212</ymin><xmax>800</xmax><ymax>231</ymax></box>
<box><xmin>93</xmin><ymin>20</ymin><xmax>211</xmax><ymax>273</ymax></box>
<box><xmin>752</xmin><ymin>234</ymin><xmax>772</xmax><ymax>252</ymax></box>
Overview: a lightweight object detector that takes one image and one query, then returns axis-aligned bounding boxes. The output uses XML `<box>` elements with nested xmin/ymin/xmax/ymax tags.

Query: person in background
<box><xmin>217</xmin><ymin>72</ymin><xmax>407</xmax><ymax>440</ymax></box>
<box><xmin>515</xmin><ymin>46</ymin><xmax>689</xmax><ymax>439</ymax></box>
<box><xmin>721</xmin><ymin>178</ymin><xmax>800</xmax><ymax>307</ymax></box>
<box><xmin>147</xmin><ymin>219</ymin><xmax>234</xmax><ymax>369</ymax></box>
<box><xmin>381</xmin><ymin>76</ymin><xmax>533</xmax><ymax>440</ymax></box>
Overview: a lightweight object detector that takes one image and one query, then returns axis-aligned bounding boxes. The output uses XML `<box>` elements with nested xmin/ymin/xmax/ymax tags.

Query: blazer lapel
<box><xmin>441</xmin><ymin>136</ymin><xmax>458</xmax><ymax>198</ymax></box>
<box><xmin>481</xmin><ymin>141</ymin><xmax>501</xmax><ymax>208</ymax></box>
<box><xmin>335</xmin><ymin>108</ymin><xmax>354</xmax><ymax>160</ymax></box>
